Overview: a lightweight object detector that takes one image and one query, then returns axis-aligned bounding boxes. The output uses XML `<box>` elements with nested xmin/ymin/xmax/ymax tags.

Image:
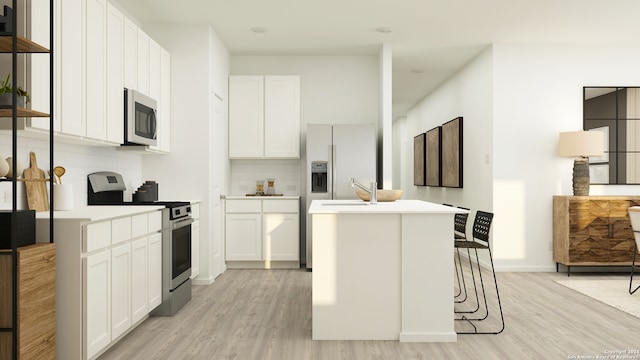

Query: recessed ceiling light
<box><xmin>411</xmin><ymin>69</ymin><xmax>424</xmax><ymax>74</ymax></box>
<box><xmin>251</xmin><ymin>27</ymin><xmax>269</xmax><ymax>34</ymax></box>
<box><xmin>375</xmin><ymin>27</ymin><xmax>392</xmax><ymax>34</ymax></box>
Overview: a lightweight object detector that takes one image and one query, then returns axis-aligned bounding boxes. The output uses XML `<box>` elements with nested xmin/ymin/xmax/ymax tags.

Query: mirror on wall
<box><xmin>584</xmin><ymin>87</ymin><xmax>640</xmax><ymax>184</ymax></box>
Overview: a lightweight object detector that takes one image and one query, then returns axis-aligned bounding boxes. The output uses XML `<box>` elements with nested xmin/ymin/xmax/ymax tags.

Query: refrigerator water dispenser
<box><xmin>311</xmin><ymin>161</ymin><xmax>328</xmax><ymax>193</ymax></box>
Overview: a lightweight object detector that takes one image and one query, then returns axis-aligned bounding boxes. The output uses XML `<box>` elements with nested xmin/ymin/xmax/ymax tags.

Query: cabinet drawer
<box><xmin>148</xmin><ymin>211</ymin><xmax>162</xmax><ymax>232</ymax></box>
<box><xmin>112</xmin><ymin>217</ymin><xmax>132</xmax><ymax>245</ymax></box>
<box><xmin>85</xmin><ymin>221</ymin><xmax>111</xmax><ymax>253</ymax></box>
<box><xmin>263</xmin><ymin>199</ymin><xmax>298</xmax><ymax>213</ymax></box>
<box><xmin>132</xmin><ymin>213</ymin><xmax>149</xmax><ymax>238</ymax></box>
<box><xmin>226</xmin><ymin>200</ymin><xmax>261</xmax><ymax>213</ymax></box>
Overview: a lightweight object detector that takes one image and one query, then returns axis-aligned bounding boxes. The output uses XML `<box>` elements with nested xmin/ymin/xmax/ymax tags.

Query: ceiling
<box><xmin>115</xmin><ymin>0</ymin><xmax>640</xmax><ymax>119</ymax></box>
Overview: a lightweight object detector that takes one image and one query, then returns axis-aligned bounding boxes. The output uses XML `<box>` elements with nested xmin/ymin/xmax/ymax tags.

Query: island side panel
<box><xmin>400</xmin><ymin>213</ymin><xmax>457</xmax><ymax>342</ymax></box>
<box><xmin>312</xmin><ymin>213</ymin><xmax>401</xmax><ymax>340</ymax></box>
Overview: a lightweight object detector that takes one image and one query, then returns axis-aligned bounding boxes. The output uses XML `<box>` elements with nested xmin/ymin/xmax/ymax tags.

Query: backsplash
<box><xmin>230</xmin><ymin>159</ymin><xmax>300</xmax><ymax>196</ymax></box>
<box><xmin>0</xmin><ymin>134</ymin><xmax>143</xmax><ymax>210</ymax></box>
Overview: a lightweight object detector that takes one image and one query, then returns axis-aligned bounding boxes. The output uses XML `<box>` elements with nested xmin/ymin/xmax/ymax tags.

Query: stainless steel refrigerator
<box><xmin>305</xmin><ymin>123</ymin><xmax>377</xmax><ymax>269</ymax></box>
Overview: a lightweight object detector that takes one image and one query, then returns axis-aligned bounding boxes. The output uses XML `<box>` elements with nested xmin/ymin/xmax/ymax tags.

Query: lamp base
<box><xmin>572</xmin><ymin>158</ymin><xmax>590</xmax><ymax>196</ymax></box>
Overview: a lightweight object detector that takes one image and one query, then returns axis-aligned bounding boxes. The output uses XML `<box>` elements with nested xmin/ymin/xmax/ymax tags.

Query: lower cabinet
<box><xmin>85</xmin><ymin>251</ymin><xmax>112</xmax><ymax>359</ymax></box>
<box><xmin>0</xmin><ymin>243</ymin><xmax>56</xmax><ymax>360</ymax></box>
<box><xmin>553</xmin><ymin>196</ymin><xmax>640</xmax><ymax>270</ymax></box>
<box><xmin>131</xmin><ymin>237</ymin><xmax>148</xmax><ymax>324</ymax></box>
<box><xmin>225</xmin><ymin>198</ymin><xmax>299</xmax><ymax>268</ymax></box>
<box><xmin>38</xmin><ymin>209</ymin><xmax>162</xmax><ymax>360</ymax></box>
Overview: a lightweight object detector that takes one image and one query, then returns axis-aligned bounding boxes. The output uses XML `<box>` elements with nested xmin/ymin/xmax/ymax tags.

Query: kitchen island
<box><xmin>309</xmin><ymin>199</ymin><xmax>467</xmax><ymax>342</ymax></box>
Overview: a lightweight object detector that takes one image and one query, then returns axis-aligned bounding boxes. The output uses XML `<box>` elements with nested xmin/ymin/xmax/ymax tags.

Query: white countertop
<box><xmin>35</xmin><ymin>205</ymin><xmax>164</xmax><ymax>222</ymax></box>
<box><xmin>308</xmin><ymin>199</ymin><xmax>468</xmax><ymax>214</ymax></box>
<box><xmin>226</xmin><ymin>195</ymin><xmax>300</xmax><ymax>200</ymax></box>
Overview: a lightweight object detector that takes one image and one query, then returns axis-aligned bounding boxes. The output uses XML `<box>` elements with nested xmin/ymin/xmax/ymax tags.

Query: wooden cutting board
<box><xmin>23</xmin><ymin>151</ymin><xmax>49</xmax><ymax>212</ymax></box>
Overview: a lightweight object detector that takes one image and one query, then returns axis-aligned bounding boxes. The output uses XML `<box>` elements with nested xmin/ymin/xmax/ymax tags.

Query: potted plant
<box><xmin>0</xmin><ymin>73</ymin><xmax>30</xmax><ymax>107</ymax></box>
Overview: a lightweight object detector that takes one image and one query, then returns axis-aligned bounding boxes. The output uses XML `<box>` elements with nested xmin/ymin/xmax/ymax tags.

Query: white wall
<box><xmin>0</xmin><ymin>135</ymin><xmax>142</xmax><ymax>210</ymax></box>
<box><xmin>403</xmin><ymin>46</ymin><xmax>494</xmax><ymax>213</ymax></box>
<box><xmin>492</xmin><ymin>43</ymin><xmax>640</xmax><ymax>271</ymax></box>
<box><xmin>141</xmin><ymin>23</ymin><xmax>230</xmax><ymax>283</ymax></box>
<box><xmin>403</xmin><ymin>42</ymin><xmax>640</xmax><ymax>272</ymax></box>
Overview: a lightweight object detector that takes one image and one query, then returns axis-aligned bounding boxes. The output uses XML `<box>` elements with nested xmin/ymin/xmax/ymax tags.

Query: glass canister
<box><xmin>266</xmin><ymin>178</ymin><xmax>275</xmax><ymax>195</ymax></box>
<box><xmin>255</xmin><ymin>180</ymin><xmax>265</xmax><ymax>195</ymax></box>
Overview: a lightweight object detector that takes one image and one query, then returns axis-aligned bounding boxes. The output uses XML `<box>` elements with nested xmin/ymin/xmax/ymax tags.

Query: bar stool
<box><xmin>628</xmin><ymin>208</ymin><xmax>640</xmax><ymax>294</ymax></box>
<box><xmin>454</xmin><ymin>210</ymin><xmax>504</xmax><ymax>334</ymax></box>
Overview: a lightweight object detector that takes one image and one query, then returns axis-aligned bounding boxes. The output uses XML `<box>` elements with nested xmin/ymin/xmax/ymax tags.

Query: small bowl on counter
<box><xmin>355</xmin><ymin>189</ymin><xmax>403</xmax><ymax>202</ymax></box>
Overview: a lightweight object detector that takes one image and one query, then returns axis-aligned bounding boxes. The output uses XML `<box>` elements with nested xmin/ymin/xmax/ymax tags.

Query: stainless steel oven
<box><xmin>153</xmin><ymin>203</ymin><xmax>194</xmax><ymax>316</ymax></box>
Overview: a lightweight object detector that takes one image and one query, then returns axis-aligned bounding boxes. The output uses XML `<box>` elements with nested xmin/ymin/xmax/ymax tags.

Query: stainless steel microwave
<box><xmin>124</xmin><ymin>88</ymin><xmax>158</xmax><ymax>146</ymax></box>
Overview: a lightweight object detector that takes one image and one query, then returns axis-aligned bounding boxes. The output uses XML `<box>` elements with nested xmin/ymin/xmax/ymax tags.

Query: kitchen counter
<box><xmin>310</xmin><ymin>199</ymin><xmax>467</xmax><ymax>343</ymax></box>
<box><xmin>35</xmin><ymin>205</ymin><xmax>164</xmax><ymax>222</ymax></box>
<box><xmin>308</xmin><ymin>199</ymin><xmax>460</xmax><ymax>214</ymax></box>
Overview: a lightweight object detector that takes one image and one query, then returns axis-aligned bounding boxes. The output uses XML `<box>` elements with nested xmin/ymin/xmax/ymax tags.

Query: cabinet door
<box><xmin>264</xmin><ymin>76</ymin><xmax>300</xmax><ymax>158</ymax></box>
<box><xmin>123</xmin><ymin>17</ymin><xmax>137</xmax><ymax>90</ymax></box>
<box><xmin>111</xmin><ymin>242</ymin><xmax>131</xmax><ymax>340</ymax></box>
<box><xmin>85</xmin><ymin>250</ymin><xmax>111</xmax><ymax>360</ymax></box>
<box><xmin>148</xmin><ymin>233</ymin><xmax>162</xmax><ymax>310</ymax></box>
<box><xmin>225</xmin><ymin>213</ymin><xmax>262</xmax><ymax>260</ymax></box>
<box><xmin>106</xmin><ymin>2</ymin><xmax>124</xmax><ymax>144</ymax></box>
<box><xmin>85</xmin><ymin>0</ymin><xmax>108</xmax><ymax>141</ymax></box>
<box><xmin>59</xmin><ymin>0</ymin><xmax>86</xmax><ymax>136</ymax></box>
<box><xmin>609</xmin><ymin>199</ymin><xmax>640</xmax><ymax>262</ymax></box>
<box><xmin>191</xmin><ymin>220</ymin><xmax>200</xmax><ymax>279</ymax></box>
<box><xmin>137</xmin><ymin>29</ymin><xmax>150</xmax><ymax>95</ymax></box>
<box><xmin>131</xmin><ymin>237</ymin><xmax>148</xmax><ymax>324</ymax></box>
<box><xmin>159</xmin><ymin>48</ymin><xmax>171</xmax><ymax>152</ymax></box>
<box><xmin>568</xmin><ymin>199</ymin><xmax>609</xmax><ymax>263</ymax></box>
<box><xmin>228</xmin><ymin>76</ymin><xmax>264</xmax><ymax>158</ymax></box>
<box><xmin>263</xmin><ymin>213</ymin><xmax>299</xmax><ymax>261</ymax></box>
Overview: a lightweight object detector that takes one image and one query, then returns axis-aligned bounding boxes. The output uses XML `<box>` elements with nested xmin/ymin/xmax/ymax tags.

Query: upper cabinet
<box><xmin>8</xmin><ymin>0</ymin><xmax>170</xmax><ymax>152</ymax></box>
<box><xmin>229</xmin><ymin>75</ymin><xmax>300</xmax><ymax>159</ymax></box>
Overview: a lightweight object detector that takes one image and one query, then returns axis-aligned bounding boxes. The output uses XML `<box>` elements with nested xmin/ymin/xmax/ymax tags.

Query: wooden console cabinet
<box><xmin>553</xmin><ymin>196</ymin><xmax>640</xmax><ymax>273</ymax></box>
<box><xmin>0</xmin><ymin>243</ymin><xmax>56</xmax><ymax>360</ymax></box>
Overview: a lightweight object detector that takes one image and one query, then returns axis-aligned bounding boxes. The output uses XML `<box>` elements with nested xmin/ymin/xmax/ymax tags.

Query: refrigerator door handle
<box><xmin>331</xmin><ymin>144</ymin><xmax>337</xmax><ymax>199</ymax></box>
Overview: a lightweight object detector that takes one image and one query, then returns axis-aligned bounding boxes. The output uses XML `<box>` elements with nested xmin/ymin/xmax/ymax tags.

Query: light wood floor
<box><xmin>99</xmin><ymin>263</ymin><xmax>640</xmax><ymax>360</ymax></box>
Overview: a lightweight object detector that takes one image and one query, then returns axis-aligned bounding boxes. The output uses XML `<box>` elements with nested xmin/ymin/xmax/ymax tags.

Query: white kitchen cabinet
<box><xmin>225</xmin><ymin>213</ymin><xmax>262</xmax><ymax>261</ymax></box>
<box><xmin>228</xmin><ymin>76</ymin><xmax>264</xmax><ymax>158</ymax></box>
<box><xmin>131</xmin><ymin>236</ymin><xmax>148</xmax><ymax>324</ymax></box>
<box><xmin>37</xmin><ymin>209</ymin><xmax>163</xmax><ymax>360</ymax></box>
<box><xmin>225</xmin><ymin>198</ymin><xmax>300</xmax><ymax>268</ymax></box>
<box><xmin>85</xmin><ymin>250</ymin><xmax>111</xmax><ymax>360</ymax></box>
<box><xmin>110</xmin><ymin>242</ymin><xmax>131</xmax><ymax>340</ymax></box>
<box><xmin>191</xmin><ymin>204</ymin><xmax>200</xmax><ymax>279</ymax></box>
<box><xmin>147</xmin><ymin>232</ymin><xmax>162</xmax><ymax>310</ymax></box>
<box><xmin>263</xmin><ymin>213</ymin><xmax>299</xmax><ymax>261</ymax></box>
<box><xmin>106</xmin><ymin>2</ymin><xmax>125</xmax><ymax>144</ymax></box>
<box><xmin>85</xmin><ymin>0</ymin><xmax>108</xmax><ymax>141</ymax></box>
<box><xmin>137</xmin><ymin>29</ymin><xmax>150</xmax><ymax>96</ymax></box>
<box><xmin>59</xmin><ymin>0</ymin><xmax>85</xmax><ymax>137</ymax></box>
<box><xmin>123</xmin><ymin>16</ymin><xmax>137</xmax><ymax>90</ymax></box>
<box><xmin>264</xmin><ymin>76</ymin><xmax>300</xmax><ymax>158</ymax></box>
<box><xmin>228</xmin><ymin>75</ymin><xmax>300</xmax><ymax>159</ymax></box>
<box><xmin>149</xmin><ymin>45</ymin><xmax>171</xmax><ymax>153</ymax></box>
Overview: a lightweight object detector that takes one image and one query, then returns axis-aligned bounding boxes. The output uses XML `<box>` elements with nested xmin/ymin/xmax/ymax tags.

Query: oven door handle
<box><xmin>172</xmin><ymin>217</ymin><xmax>194</xmax><ymax>230</ymax></box>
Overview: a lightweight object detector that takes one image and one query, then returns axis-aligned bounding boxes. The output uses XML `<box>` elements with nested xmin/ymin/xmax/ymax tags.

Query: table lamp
<box><xmin>558</xmin><ymin>131</ymin><xmax>604</xmax><ymax>196</ymax></box>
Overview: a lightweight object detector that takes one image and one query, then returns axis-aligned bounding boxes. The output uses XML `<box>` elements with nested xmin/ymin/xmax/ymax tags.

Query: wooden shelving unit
<box><xmin>0</xmin><ymin>1</ymin><xmax>54</xmax><ymax>359</ymax></box>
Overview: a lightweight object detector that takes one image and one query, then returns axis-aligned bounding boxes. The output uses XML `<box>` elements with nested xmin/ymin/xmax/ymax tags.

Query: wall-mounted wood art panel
<box><xmin>425</xmin><ymin>126</ymin><xmax>441</xmax><ymax>187</ymax></box>
<box><xmin>414</xmin><ymin>133</ymin><xmax>426</xmax><ymax>186</ymax></box>
<box><xmin>442</xmin><ymin>117</ymin><xmax>463</xmax><ymax>188</ymax></box>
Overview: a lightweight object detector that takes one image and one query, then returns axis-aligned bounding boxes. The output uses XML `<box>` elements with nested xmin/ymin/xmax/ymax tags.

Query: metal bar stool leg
<box><xmin>630</xmin><ymin>241</ymin><xmax>639</xmax><ymax>295</ymax></box>
<box><xmin>454</xmin><ymin>248</ymin><xmax>480</xmax><ymax>313</ymax></box>
<box><xmin>454</xmin><ymin>248</ymin><xmax>469</xmax><ymax>302</ymax></box>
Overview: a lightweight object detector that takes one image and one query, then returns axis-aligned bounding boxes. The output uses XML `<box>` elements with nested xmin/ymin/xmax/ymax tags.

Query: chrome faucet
<box><xmin>348</xmin><ymin>178</ymin><xmax>377</xmax><ymax>204</ymax></box>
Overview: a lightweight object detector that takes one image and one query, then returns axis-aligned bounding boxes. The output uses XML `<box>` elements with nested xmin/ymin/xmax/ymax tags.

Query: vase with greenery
<box><xmin>0</xmin><ymin>73</ymin><xmax>30</xmax><ymax>107</ymax></box>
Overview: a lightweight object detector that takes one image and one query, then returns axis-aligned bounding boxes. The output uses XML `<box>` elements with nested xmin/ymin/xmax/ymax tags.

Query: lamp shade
<box><xmin>558</xmin><ymin>131</ymin><xmax>604</xmax><ymax>157</ymax></box>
